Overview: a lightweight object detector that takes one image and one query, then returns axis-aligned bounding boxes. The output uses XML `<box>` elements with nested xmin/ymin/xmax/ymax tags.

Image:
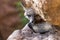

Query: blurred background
<box><xmin>0</xmin><ymin>0</ymin><xmax>28</xmax><ymax>40</ymax></box>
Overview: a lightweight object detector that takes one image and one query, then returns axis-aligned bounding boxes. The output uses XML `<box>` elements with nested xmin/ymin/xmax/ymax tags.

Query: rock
<box><xmin>7</xmin><ymin>24</ymin><xmax>60</xmax><ymax>40</ymax></box>
<box><xmin>20</xmin><ymin>0</ymin><xmax>60</xmax><ymax>26</ymax></box>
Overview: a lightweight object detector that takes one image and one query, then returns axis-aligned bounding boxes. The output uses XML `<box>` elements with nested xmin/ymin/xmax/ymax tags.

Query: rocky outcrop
<box><xmin>7</xmin><ymin>23</ymin><xmax>60</xmax><ymax>40</ymax></box>
<box><xmin>20</xmin><ymin>0</ymin><xmax>60</xmax><ymax>26</ymax></box>
<box><xmin>7</xmin><ymin>0</ymin><xmax>60</xmax><ymax>40</ymax></box>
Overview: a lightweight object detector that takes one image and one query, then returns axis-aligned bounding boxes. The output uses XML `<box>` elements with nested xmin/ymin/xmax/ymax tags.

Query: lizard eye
<box><xmin>27</xmin><ymin>15</ymin><xmax>31</xmax><ymax>17</ymax></box>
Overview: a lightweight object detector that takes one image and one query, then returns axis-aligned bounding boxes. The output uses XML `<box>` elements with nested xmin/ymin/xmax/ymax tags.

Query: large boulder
<box><xmin>20</xmin><ymin>0</ymin><xmax>60</xmax><ymax>25</ymax></box>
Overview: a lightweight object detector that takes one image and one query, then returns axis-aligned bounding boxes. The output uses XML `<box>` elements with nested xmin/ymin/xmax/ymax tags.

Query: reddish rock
<box><xmin>21</xmin><ymin>0</ymin><xmax>60</xmax><ymax>25</ymax></box>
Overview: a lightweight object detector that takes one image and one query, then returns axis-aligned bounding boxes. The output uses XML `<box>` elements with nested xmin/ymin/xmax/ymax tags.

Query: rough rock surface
<box><xmin>20</xmin><ymin>0</ymin><xmax>60</xmax><ymax>25</ymax></box>
<box><xmin>7</xmin><ymin>23</ymin><xmax>60</xmax><ymax>40</ymax></box>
